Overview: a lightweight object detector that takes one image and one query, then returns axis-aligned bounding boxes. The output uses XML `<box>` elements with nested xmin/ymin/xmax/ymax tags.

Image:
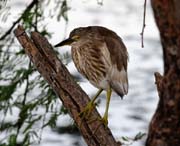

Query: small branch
<box><xmin>154</xmin><ymin>72</ymin><xmax>163</xmax><ymax>99</ymax></box>
<box><xmin>14</xmin><ymin>25</ymin><xmax>121</xmax><ymax>146</ymax></box>
<box><xmin>34</xmin><ymin>1</ymin><xmax>39</xmax><ymax>32</ymax></box>
<box><xmin>22</xmin><ymin>61</ymin><xmax>31</xmax><ymax>105</ymax></box>
<box><xmin>0</xmin><ymin>0</ymin><xmax>38</xmax><ymax>41</ymax></box>
<box><xmin>140</xmin><ymin>0</ymin><xmax>147</xmax><ymax>48</ymax></box>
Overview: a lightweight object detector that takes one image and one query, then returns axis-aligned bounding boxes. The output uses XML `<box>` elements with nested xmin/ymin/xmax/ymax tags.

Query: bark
<box><xmin>14</xmin><ymin>26</ymin><xmax>121</xmax><ymax>146</ymax></box>
<box><xmin>146</xmin><ymin>0</ymin><xmax>180</xmax><ymax>146</ymax></box>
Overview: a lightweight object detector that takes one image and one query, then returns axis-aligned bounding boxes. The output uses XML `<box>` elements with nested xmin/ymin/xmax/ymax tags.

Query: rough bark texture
<box><xmin>14</xmin><ymin>26</ymin><xmax>121</xmax><ymax>146</ymax></box>
<box><xmin>146</xmin><ymin>0</ymin><xmax>180</xmax><ymax>146</ymax></box>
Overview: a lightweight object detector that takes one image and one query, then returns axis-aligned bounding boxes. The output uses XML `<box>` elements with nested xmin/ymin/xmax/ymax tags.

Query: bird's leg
<box><xmin>79</xmin><ymin>89</ymin><xmax>103</xmax><ymax>118</ymax></box>
<box><xmin>102</xmin><ymin>87</ymin><xmax>112</xmax><ymax>127</ymax></box>
<box><xmin>89</xmin><ymin>88</ymin><xmax>112</xmax><ymax>133</ymax></box>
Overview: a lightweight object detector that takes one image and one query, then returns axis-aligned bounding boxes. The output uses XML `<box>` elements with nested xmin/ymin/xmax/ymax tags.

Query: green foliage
<box><xmin>0</xmin><ymin>0</ymin><xmax>71</xmax><ymax>145</ymax></box>
<box><xmin>8</xmin><ymin>134</ymin><xmax>17</xmax><ymax>146</ymax></box>
<box><xmin>121</xmin><ymin>132</ymin><xmax>146</xmax><ymax>145</ymax></box>
<box><xmin>57</xmin><ymin>0</ymin><xmax>69</xmax><ymax>21</ymax></box>
<box><xmin>134</xmin><ymin>132</ymin><xmax>146</xmax><ymax>141</ymax></box>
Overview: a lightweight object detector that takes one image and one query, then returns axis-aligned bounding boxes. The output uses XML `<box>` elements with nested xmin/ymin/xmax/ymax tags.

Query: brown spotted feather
<box><xmin>71</xmin><ymin>26</ymin><xmax>128</xmax><ymax>97</ymax></box>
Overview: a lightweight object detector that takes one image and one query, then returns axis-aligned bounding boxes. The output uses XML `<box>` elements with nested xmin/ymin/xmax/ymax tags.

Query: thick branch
<box><xmin>146</xmin><ymin>0</ymin><xmax>180</xmax><ymax>146</ymax></box>
<box><xmin>14</xmin><ymin>25</ymin><xmax>121</xmax><ymax>146</ymax></box>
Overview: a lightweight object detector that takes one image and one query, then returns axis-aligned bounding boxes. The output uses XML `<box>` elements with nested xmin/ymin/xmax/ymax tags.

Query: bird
<box><xmin>54</xmin><ymin>26</ymin><xmax>128</xmax><ymax>126</ymax></box>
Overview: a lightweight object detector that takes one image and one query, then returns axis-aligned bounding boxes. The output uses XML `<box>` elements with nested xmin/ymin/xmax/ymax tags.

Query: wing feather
<box><xmin>104</xmin><ymin>35</ymin><xmax>129</xmax><ymax>97</ymax></box>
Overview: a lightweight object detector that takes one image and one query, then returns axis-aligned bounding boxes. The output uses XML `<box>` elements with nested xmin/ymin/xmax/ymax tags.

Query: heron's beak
<box><xmin>54</xmin><ymin>38</ymin><xmax>74</xmax><ymax>47</ymax></box>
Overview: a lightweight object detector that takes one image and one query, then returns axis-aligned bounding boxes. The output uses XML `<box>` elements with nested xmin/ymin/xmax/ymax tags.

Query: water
<box><xmin>0</xmin><ymin>0</ymin><xmax>163</xmax><ymax>146</ymax></box>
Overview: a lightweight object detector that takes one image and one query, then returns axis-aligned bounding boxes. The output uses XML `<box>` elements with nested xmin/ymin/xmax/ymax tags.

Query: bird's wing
<box><xmin>104</xmin><ymin>36</ymin><xmax>128</xmax><ymax>71</ymax></box>
<box><xmin>104</xmin><ymin>36</ymin><xmax>129</xmax><ymax>97</ymax></box>
<box><xmin>92</xmin><ymin>26</ymin><xmax>128</xmax><ymax>71</ymax></box>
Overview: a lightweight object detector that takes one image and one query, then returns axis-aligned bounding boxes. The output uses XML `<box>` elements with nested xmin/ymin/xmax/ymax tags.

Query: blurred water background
<box><xmin>0</xmin><ymin>0</ymin><xmax>163</xmax><ymax>146</ymax></box>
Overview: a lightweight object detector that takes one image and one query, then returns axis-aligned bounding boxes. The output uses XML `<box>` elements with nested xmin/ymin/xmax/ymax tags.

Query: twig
<box><xmin>140</xmin><ymin>0</ymin><xmax>147</xmax><ymax>48</ymax></box>
<box><xmin>22</xmin><ymin>61</ymin><xmax>31</xmax><ymax>105</ymax></box>
<box><xmin>97</xmin><ymin>0</ymin><xmax>103</xmax><ymax>5</ymax></box>
<box><xmin>0</xmin><ymin>0</ymin><xmax>38</xmax><ymax>41</ymax></box>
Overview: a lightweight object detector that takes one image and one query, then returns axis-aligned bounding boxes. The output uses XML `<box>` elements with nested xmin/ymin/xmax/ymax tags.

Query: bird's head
<box><xmin>54</xmin><ymin>27</ymin><xmax>88</xmax><ymax>47</ymax></box>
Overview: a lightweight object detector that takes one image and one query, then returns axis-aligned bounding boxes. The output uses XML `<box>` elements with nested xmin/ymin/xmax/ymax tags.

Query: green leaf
<box><xmin>23</xmin><ymin>115</ymin><xmax>42</xmax><ymax>133</ymax></box>
<box><xmin>0</xmin><ymin>82</ymin><xmax>18</xmax><ymax>102</ymax></box>
<box><xmin>0</xmin><ymin>122</ymin><xmax>14</xmax><ymax>131</ymax></box>
<box><xmin>134</xmin><ymin>132</ymin><xmax>146</xmax><ymax>141</ymax></box>
<box><xmin>9</xmin><ymin>134</ymin><xmax>17</xmax><ymax>146</ymax></box>
<box><xmin>122</xmin><ymin>136</ymin><xmax>130</xmax><ymax>142</ymax></box>
<box><xmin>42</xmin><ymin>113</ymin><xmax>58</xmax><ymax>128</ymax></box>
<box><xmin>57</xmin><ymin>0</ymin><xmax>69</xmax><ymax>21</ymax></box>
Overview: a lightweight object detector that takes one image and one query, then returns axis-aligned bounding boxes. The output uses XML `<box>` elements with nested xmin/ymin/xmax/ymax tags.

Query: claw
<box><xmin>92</xmin><ymin>116</ymin><xmax>109</xmax><ymax>134</ymax></box>
<box><xmin>79</xmin><ymin>101</ymin><xmax>95</xmax><ymax>119</ymax></box>
<box><xmin>79</xmin><ymin>89</ymin><xmax>103</xmax><ymax>120</ymax></box>
<box><xmin>78</xmin><ymin>88</ymin><xmax>111</xmax><ymax>129</ymax></box>
<box><xmin>101</xmin><ymin>115</ymin><xmax>108</xmax><ymax>128</ymax></box>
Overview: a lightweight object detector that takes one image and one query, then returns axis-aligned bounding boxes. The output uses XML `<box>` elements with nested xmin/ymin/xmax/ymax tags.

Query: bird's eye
<box><xmin>72</xmin><ymin>35</ymin><xmax>80</xmax><ymax>41</ymax></box>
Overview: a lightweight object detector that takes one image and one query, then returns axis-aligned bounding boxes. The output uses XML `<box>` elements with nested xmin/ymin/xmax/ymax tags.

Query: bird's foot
<box><xmin>87</xmin><ymin>114</ymin><xmax>109</xmax><ymax>128</ymax></box>
<box><xmin>101</xmin><ymin>114</ymin><xmax>108</xmax><ymax>128</ymax></box>
<box><xmin>86</xmin><ymin>115</ymin><xmax>108</xmax><ymax>134</ymax></box>
<box><xmin>79</xmin><ymin>101</ymin><xmax>96</xmax><ymax>120</ymax></box>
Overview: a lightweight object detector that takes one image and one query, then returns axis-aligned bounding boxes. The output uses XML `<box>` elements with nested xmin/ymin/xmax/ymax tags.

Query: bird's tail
<box><xmin>109</xmin><ymin>67</ymin><xmax>128</xmax><ymax>98</ymax></box>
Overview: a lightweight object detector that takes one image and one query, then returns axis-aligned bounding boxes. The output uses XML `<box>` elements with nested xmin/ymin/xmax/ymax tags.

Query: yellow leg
<box><xmin>79</xmin><ymin>89</ymin><xmax>103</xmax><ymax>118</ymax></box>
<box><xmin>91</xmin><ymin>88</ymin><xmax>103</xmax><ymax>104</ymax></box>
<box><xmin>102</xmin><ymin>87</ymin><xmax>112</xmax><ymax>127</ymax></box>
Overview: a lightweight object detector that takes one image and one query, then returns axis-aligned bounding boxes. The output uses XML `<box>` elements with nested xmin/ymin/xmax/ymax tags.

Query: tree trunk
<box><xmin>14</xmin><ymin>26</ymin><xmax>121</xmax><ymax>146</ymax></box>
<box><xmin>146</xmin><ymin>0</ymin><xmax>180</xmax><ymax>146</ymax></box>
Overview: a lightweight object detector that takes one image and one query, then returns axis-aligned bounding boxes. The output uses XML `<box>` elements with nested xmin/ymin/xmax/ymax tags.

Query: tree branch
<box><xmin>0</xmin><ymin>0</ymin><xmax>38</xmax><ymax>41</ymax></box>
<box><xmin>14</xmin><ymin>25</ymin><xmax>121</xmax><ymax>146</ymax></box>
<box><xmin>146</xmin><ymin>0</ymin><xmax>180</xmax><ymax>145</ymax></box>
<box><xmin>140</xmin><ymin>0</ymin><xmax>147</xmax><ymax>48</ymax></box>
